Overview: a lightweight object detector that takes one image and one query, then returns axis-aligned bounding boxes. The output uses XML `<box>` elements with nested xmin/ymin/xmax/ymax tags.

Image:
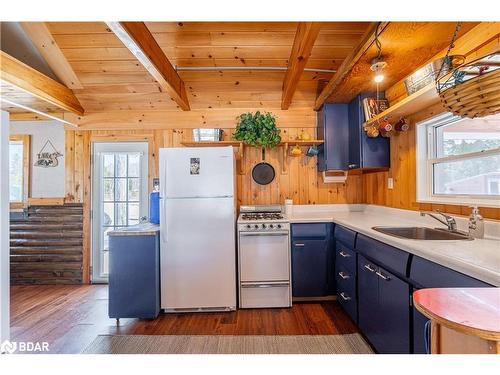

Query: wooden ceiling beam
<box><xmin>281</xmin><ymin>22</ymin><xmax>322</xmax><ymax>110</ymax></box>
<box><xmin>314</xmin><ymin>22</ymin><xmax>390</xmax><ymax>110</ymax></box>
<box><xmin>0</xmin><ymin>50</ymin><xmax>84</xmax><ymax>116</ymax></box>
<box><xmin>106</xmin><ymin>22</ymin><xmax>190</xmax><ymax>111</ymax></box>
<box><xmin>20</xmin><ymin>22</ymin><xmax>83</xmax><ymax>89</ymax></box>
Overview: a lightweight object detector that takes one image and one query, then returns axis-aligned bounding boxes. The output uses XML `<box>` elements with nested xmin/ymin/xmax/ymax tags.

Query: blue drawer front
<box><xmin>356</xmin><ymin>234</ymin><xmax>409</xmax><ymax>278</ymax></box>
<box><xmin>336</xmin><ymin>273</ymin><xmax>357</xmax><ymax>323</ymax></box>
<box><xmin>409</xmin><ymin>256</ymin><xmax>492</xmax><ymax>288</ymax></box>
<box><xmin>292</xmin><ymin>223</ymin><xmax>330</xmax><ymax>238</ymax></box>
<box><xmin>335</xmin><ymin>242</ymin><xmax>357</xmax><ymax>274</ymax></box>
<box><xmin>334</xmin><ymin>225</ymin><xmax>357</xmax><ymax>248</ymax></box>
<box><xmin>109</xmin><ymin>234</ymin><xmax>160</xmax><ymax>319</ymax></box>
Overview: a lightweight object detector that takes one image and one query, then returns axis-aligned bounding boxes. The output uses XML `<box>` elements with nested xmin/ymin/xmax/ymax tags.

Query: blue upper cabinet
<box><xmin>317</xmin><ymin>103</ymin><xmax>349</xmax><ymax>171</ymax></box>
<box><xmin>317</xmin><ymin>94</ymin><xmax>390</xmax><ymax>172</ymax></box>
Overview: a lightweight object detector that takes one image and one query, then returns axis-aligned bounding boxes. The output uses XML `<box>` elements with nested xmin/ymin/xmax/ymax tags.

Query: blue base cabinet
<box><xmin>334</xmin><ymin>225</ymin><xmax>358</xmax><ymax>322</ymax></box>
<box><xmin>358</xmin><ymin>255</ymin><xmax>410</xmax><ymax>354</ymax></box>
<box><xmin>108</xmin><ymin>230</ymin><xmax>160</xmax><ymax>320</ymax></box>
<box><xmin>291</xmin><ymin>223</ymin><xmax>334</xmax><ymax>297</ymax></box>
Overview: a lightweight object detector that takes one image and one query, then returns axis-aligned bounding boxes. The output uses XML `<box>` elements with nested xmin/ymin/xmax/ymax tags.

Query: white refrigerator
<box><xmin>159</xmin><ymin>147</ymin><xmax>236</xmax><ymax>312</ymax></box>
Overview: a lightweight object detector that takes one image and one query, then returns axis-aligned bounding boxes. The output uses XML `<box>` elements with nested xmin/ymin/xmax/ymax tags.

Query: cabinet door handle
<box><xmin>338</xmin><ymin>271</ymin><xmax>350</xmax><ymax>280</ymax></box>
<box><xmin>376</xmin><ymin>271</ymin><xmax>391</xmax><ymax>281</ymax></box>
<box><xmin>339</xmin><ymin>250</ymin><xmax>350</xmax><ymax>258</ymax></box>
<box><xmin>294</xmin><ymin>243</ymin><xmax>305</xmax><ymax>247</ymax></box>
<box><xmin>339</xmin><ymin>292</ymin><xmax>351</xmax><ymax>301</ymax></box>
<box><xmin>364</xmin><ymin>264</ymin><xmax>376</xmax><ymax>272</ymax></box>
<box><xmin>348</xmin><ymin>164</ymin><xmax>358</xmax><ymax>169</ymax></box>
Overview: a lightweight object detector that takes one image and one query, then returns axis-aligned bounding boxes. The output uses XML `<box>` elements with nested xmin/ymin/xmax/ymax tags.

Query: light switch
<box><xmin>387</xmin><ymin>177</ymin><xmax>394</xmax><ymax>189</ymax></box>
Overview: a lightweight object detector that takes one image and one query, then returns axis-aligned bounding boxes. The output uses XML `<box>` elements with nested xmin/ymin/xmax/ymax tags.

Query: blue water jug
<box><xmin>149</xmin><ymin>191</ymin><xmax>160</xmax><ymax>224</ymax></box>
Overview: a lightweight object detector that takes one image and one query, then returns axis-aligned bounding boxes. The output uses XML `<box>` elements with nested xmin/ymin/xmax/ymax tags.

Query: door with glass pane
<box><xmin>92</xmin><ymin>142</ymin><xmax>149</xmax><ymax>283</ymax></box>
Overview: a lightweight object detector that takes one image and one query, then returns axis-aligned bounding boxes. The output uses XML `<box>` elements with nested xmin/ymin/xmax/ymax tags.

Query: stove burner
<box><xmin>241</xmin><ymin>212</ymin><xmax>284</xmax><ymax>221</ymax></box>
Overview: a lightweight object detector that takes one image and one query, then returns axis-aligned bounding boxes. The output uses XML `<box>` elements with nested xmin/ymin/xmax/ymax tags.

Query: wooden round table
<box><xmin>413</xmin><ymin>288</ymin><xmax>500</xmax><ymax>354</ymax></box>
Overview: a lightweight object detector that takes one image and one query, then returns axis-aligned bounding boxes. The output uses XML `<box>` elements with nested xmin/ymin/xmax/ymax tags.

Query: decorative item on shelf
<box><xmin>290</xmin><ymin>145</ymin><xmax>303</xmax><ymax>157</ymax></box>
<box><xmin>436</xmin><ymin>51</ymin><xmax>500</xmax><ymax>119</ymax></box>
<box><xmin>362</xmin><ymin>97</ymin><xmax>390</xmax><ymax>121</ymax></box>
<box><xmin>306</xmin><ymin>145</ymin><xmax>319</xmax><ymax>157</ymax></box>
<box><xmin>378</xmin><ymin>118</ymin><xmax>393</xmax><ymax>137</ymax></box>
<box><xmin>394</xmin><ymin>118</ymin><xmax>410</xmax><ymax>132</ymax></box>
<box><xmin>33</xmin><ymin>139</ymin><xmax>63</xmax><ymax>168</ymax></box>
<box><xmin>192</xmin><ymin>128</ymin><xmax>224</xmax><ymax>142</ymax></box>
<box><xmin>299</xmin><ymin>131</ymin><xmax>311</xmax><ymax>141</ymax></box>
<box><xmin>233</xmin><ymin>111</ymin><xmax>281</xmax><ymax>148</ymax></box>
<box><xmin>365</xmin><ymin>124</ymin><xmax>380</xmax><ymax>138</ymax></box>
<box><xmin>404</xmin><ymin>55</ymin><xmax>465</xmax><ymax>95</ymax></box>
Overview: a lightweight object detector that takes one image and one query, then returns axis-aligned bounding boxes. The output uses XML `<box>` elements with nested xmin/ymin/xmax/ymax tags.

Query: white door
<box><xmin>92</xmin><ymin>142</ymin><xmax>148</xmax><ymax>283</ymax></box>
<box><xmin>161</xmin><ymin>197</ymin><xmax>236</xmax><ymax>310</ymax></box>
<box><xmin>0</xmin><ymin>111</ymin><xmax>10</xmax><ymax>345</ymax></box>
<box><xmin>160</xmin><ymin>147</ymin><xmax>234</xmax><ymax>198</ymax></box>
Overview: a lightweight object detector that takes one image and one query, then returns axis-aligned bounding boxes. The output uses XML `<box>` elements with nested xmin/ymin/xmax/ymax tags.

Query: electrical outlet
<box><xmin>387</xmin><ymin>177</ymin><xmax>394</xmax><ymax>189</ymax></box>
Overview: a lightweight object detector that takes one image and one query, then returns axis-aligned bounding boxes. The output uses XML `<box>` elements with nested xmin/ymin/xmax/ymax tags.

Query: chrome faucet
<box><xmin>420</xmin><ymin>210</ymin><xmax>457</xmax><ymax>231</ymax></box>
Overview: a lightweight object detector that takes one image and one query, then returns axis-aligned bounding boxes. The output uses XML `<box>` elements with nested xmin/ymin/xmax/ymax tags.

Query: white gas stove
<box><xmin>237</xmin><ymin>205</ymin><xmax>291</xmax><ymax>308</ymax></box>
<box><xmin>237</xmin><ymin>205</ymin><xmax>290</xmax><ymax>232</ymax></box>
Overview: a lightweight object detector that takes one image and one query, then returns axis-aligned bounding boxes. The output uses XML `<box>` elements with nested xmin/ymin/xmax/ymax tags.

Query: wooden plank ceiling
<box><xmin>3</xmin><ymin>21</ymin><xmax>484</xmax><ymax>119</ymax></box>
<box><xmin>44</xmin><ymin>22</ymin><xmax>370</xmax><ymax>111</ymax></box>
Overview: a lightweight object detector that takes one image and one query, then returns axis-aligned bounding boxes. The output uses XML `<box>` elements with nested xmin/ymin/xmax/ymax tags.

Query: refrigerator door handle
<box><xmin>160</xmin><ymin>196</ymin><xmax>167</xmax><ymax>243</ymax></box>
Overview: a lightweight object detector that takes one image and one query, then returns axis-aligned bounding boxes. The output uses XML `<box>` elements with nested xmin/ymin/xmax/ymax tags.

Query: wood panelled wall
<box><xmin>363</xmin><ymin>104</ymin><xmax>500</xmax><ymax>220</ymax></box>
<box><xmin>10</xmin><ymin>204</ymin><xmax>84</xmax><ymax>284</ymax></box>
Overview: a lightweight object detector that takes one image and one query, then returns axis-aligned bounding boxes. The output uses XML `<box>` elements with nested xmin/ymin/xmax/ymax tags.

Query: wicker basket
<box><xmin>437</xmin><ymin>52</ymin><xmax>500</xmax><ymax>119</ymax></box>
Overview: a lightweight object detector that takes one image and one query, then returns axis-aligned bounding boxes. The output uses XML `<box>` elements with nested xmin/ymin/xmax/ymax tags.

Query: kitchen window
<box><xmin>416</xmin><ymin>113</ymin><xmax>500</xmax><ymax>207</ymax></box>
<box><xmin>9</xmin><ymin>135</ymin><xmax>30</xmax><ymax>209</ymax></box>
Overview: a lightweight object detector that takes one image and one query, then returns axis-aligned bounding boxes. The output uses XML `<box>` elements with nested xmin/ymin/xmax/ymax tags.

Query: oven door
<box><xmin>239</xmin><ymin>231</ymin><xmax>290</xmax><ymax>282</ymax></box>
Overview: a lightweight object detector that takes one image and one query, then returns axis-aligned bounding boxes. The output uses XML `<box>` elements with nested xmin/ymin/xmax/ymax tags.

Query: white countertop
<box><xmin>286</xmin><ymin>204</ymin><xmax>500</xmax><ymax>286</ymax></box>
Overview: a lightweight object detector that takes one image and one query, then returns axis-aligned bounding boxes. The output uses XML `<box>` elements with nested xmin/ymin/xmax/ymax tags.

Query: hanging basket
<box><xmin>436</xmin><ymin>52</ymin><xmax>500</xmax><ymax>119</ymax></box>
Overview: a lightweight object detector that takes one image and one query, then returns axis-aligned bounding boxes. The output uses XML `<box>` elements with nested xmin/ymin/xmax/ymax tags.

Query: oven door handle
<box><xmin>241</xmin><ymin>282</ymin><xmax>290</xmax><ymax>288</ymax></box>
<box><xmin>239</xmin><ymin>231</ymin><xmax>289</xmax><ymax>237</ymax></box>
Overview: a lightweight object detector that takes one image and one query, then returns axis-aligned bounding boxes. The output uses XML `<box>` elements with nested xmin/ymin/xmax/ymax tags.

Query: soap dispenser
<box><xmin>468</xmin><ymin>206</ymin><xmax>484</xmax><ymax>239</ymax></box>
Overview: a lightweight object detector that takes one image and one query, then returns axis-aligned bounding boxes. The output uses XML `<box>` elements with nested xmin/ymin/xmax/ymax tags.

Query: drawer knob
<box><xmin>338</xmin><ymin>271</ymin><xmax>350</xmax><ymax>280</ymax></box>
<box><xmin>339</xmin><ymin>251</ymin><xmax>350</xmax><ymax>258</ymax></box>
<box><xmin>340</xmin><ymin>292</ymin><xmax>351</xmax><ymax>301</ymax></box>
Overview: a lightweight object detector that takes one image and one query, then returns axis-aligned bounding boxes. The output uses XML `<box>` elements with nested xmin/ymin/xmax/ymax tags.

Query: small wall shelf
<box><xmin>363</xmin><ymin>83</ymin><xmax>440</xmax><ymax>128</ymax></box>
<box><xmin>180</xmin><ymin>140</ymin><xmax>324</xmax><ymax>175</ymax></box>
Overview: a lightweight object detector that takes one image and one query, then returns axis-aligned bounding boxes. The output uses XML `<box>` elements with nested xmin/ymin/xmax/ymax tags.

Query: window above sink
<box><xmin>416</xmin><ymin>113</ymin><xmax>500</xmax><ymax>208</ymax></box>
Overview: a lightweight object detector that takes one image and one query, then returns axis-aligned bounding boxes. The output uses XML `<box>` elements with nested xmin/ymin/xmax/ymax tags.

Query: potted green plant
<box><xmin>233</xmin><ymin>111</ymin><xmax>281</xmax><ymax>148</ymax></box>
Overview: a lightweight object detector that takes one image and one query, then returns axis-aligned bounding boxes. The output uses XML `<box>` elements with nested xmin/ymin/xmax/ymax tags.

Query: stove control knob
<box><xmin>246</xmin><ymin>224</ymin><xmax>251</xmax><ymax>229</ymax></box>
<box><xmin>254</xmin><ymin>224</ymin><xmax>259</xmax><ymax>229</ymax></box>
<box><xmin>262</xmin><ymin>224</ymin><xmax>267</xmax><ymax>229</ymax></box>
<box><xmin>269</xmin><ymin>224</ymin><xmax>274</xmax><ymax>229</ymax></box>
<box><xmin>277</xmin><ymin>224</ymin><xmax>282</xmax><ymax>229</ymax></box>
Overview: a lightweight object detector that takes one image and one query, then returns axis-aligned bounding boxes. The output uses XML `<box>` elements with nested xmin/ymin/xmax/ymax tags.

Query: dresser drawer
<box><xmin>291</xmin><ymin>223</ymin><xmax>330</xmax><ymax>239</ymax></box>
<box><xmin>336</xmin><ymin>242</ymin><xmax>357</xmax><ymax>274</ymax></box>
<box><xmin>334</xmin><ymin>225</ymin><xmax>357</xmax><ymax>248</ymax></box>
<box><xmin>356</xmin><ymin>234</ymin><xmax>409</xmax><ymax>278</ymax></box>
<box><xmin>336</xmin><ymin>282</ymin><xmax>357</xmax><ymax>322</ymax></box>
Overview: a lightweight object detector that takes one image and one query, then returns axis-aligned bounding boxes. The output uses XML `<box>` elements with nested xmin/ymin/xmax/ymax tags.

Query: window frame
<box><xmin>9</xmin><ymin>134</ymin><xmax>31</xmax><ymax>209</ymax></box>
<box><xmin>416</xmin><ymin>113</ymin><xmax>500</xmax><ymax>208</ymax></box>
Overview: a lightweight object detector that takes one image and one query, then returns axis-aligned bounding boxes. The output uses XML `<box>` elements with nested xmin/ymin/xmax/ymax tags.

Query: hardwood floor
<box><xmin>10</xmin><ymin>285</ymin><xmax>359</xmax><ymax>354</ymax></box>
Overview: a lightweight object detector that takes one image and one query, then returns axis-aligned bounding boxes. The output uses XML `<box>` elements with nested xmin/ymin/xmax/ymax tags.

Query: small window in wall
<box><xmin>416</xmin><ymin>113</ymin><xmax>500</xmax><ymax>207</ymax></box>
<box><xmin>9</xmin><ymin>135</ymin><xmax>30</xmax><ymax>208</ymax></box>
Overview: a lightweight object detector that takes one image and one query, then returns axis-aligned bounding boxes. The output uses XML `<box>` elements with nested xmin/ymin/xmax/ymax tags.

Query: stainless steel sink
<box><xmin>372</xmin><ymin>226</ymin><xmax>473</xmax><ymax>241</ymax></box>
